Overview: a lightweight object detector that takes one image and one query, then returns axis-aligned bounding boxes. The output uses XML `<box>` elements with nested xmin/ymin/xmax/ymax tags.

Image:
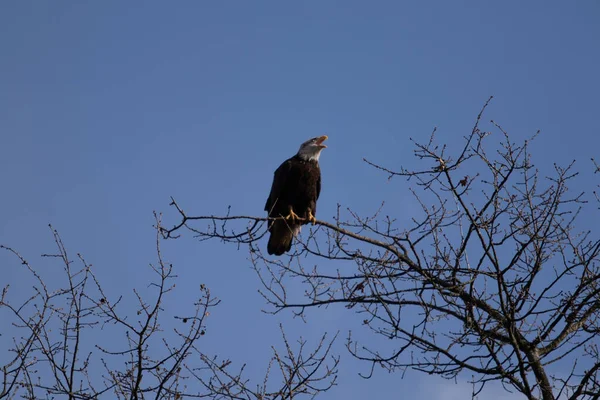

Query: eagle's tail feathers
<box><xmin>267</xmin><ymin>220</ymin><xmax>300</xmax><ymax>256</ymax></box>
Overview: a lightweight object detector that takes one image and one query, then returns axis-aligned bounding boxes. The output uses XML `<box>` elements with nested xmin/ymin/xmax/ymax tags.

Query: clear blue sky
<box><xmin>1</xmin><ymin>1</ymin><xmax>599</xmax><ymax>398</ymax></box>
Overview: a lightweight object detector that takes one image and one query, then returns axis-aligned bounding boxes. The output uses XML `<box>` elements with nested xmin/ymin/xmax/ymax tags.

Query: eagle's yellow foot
<box><xmin>285</xmin><ymin>209</ymin><xmax>301</xmax><ymax>223</ymax></box>
<box><xmin>307</xmin><ymin>210</ymin><xmax>316</xmax><ymax>225</ymax></box>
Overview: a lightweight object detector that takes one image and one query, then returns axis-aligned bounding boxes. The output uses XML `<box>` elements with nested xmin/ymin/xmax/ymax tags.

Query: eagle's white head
<box><xmin>297</xmin><ymin>135</ymin><xmax>328</xmax><ymax>162</ymax></box>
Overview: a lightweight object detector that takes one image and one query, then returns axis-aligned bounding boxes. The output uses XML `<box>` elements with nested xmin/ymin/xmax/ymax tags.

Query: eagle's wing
<box><xmin>265</xmin><ymin>158</ymin><xmax>293</xmax><ymax>215</ymax></box>
<box><xmin>316</xmin><ymin>172</ymin><xmax>321</xmax><ymax>200</ymax></box>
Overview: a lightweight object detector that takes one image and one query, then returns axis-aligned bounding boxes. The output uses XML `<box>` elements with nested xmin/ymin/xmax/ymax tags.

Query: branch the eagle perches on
<box><xmin>161</xmin><ymin>196</ymin><xmax>403</xmax><ymax>259</ymax></box>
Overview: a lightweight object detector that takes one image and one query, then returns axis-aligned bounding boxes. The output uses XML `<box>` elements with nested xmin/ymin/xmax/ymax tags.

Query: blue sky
<box><xmin>1</xmin><ymin>1</ymin><xmax>599</xmax><ymax>398</ymax></box>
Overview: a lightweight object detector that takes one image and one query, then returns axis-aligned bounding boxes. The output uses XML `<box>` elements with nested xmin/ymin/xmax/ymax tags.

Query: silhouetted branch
<box><xmin>1</xmin><ymin>217</ymin><xmax>338</xmax><ymax>399</ymax></box>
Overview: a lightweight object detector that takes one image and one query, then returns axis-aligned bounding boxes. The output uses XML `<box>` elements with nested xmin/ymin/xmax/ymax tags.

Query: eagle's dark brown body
<box><xmin>264</xmin><ymin>154</ymin><xmax>321</xmax><ymax>255</ymax></box>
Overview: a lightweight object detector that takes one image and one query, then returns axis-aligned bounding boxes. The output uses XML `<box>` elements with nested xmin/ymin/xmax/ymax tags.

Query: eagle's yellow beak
<box><xmin>315</xmin><ymin>135</ymin><xmax>328</xmax><ymax>148</ymax></box>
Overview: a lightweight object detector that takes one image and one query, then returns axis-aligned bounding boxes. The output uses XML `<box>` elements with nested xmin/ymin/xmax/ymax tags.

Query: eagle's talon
<box><xmin>308</xmin><ymin>210</ymin><xmax>316</xmax><ymax>225</ymax></box>
<box><xmin>285</xmin><ymin>209</ymin><xmax>301</xmax><ymax>223</ymax></box>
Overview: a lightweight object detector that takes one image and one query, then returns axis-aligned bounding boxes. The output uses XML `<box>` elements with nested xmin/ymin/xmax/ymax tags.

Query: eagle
<box><xmin>264</xmin><ymin>135</ymin><xmax>328</xmax><ymax>255</ymax></box>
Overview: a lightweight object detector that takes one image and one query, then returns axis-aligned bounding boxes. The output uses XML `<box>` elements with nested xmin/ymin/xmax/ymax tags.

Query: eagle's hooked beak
<box><xmin>315</xmin><ymin>135</ymin><xmax>328</xmax><ymax>148</ymax></box>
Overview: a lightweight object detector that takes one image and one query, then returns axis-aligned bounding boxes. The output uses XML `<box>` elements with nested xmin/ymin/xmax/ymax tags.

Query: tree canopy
<box><xmin>2</xmin><ymin>100</ymin><xmax>600</xmax><ymax>399</ymax></box>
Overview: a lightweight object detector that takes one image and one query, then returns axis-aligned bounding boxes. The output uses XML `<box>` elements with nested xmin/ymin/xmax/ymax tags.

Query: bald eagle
<box><xmin>264</xmin><ymin>136</ymin><xmax>328</xmax><ymax>255</ymax></box>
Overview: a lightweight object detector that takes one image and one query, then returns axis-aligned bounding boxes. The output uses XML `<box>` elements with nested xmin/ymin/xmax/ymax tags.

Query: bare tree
<box><xmin>1</xmin><ymin>214</ymin><xmax>338</xmax><ymax>399</ymax></box>
<box><xmin>162</xmin><ymin>98</ymin><xmax>600</xmax><ymax>400</ymax></box>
